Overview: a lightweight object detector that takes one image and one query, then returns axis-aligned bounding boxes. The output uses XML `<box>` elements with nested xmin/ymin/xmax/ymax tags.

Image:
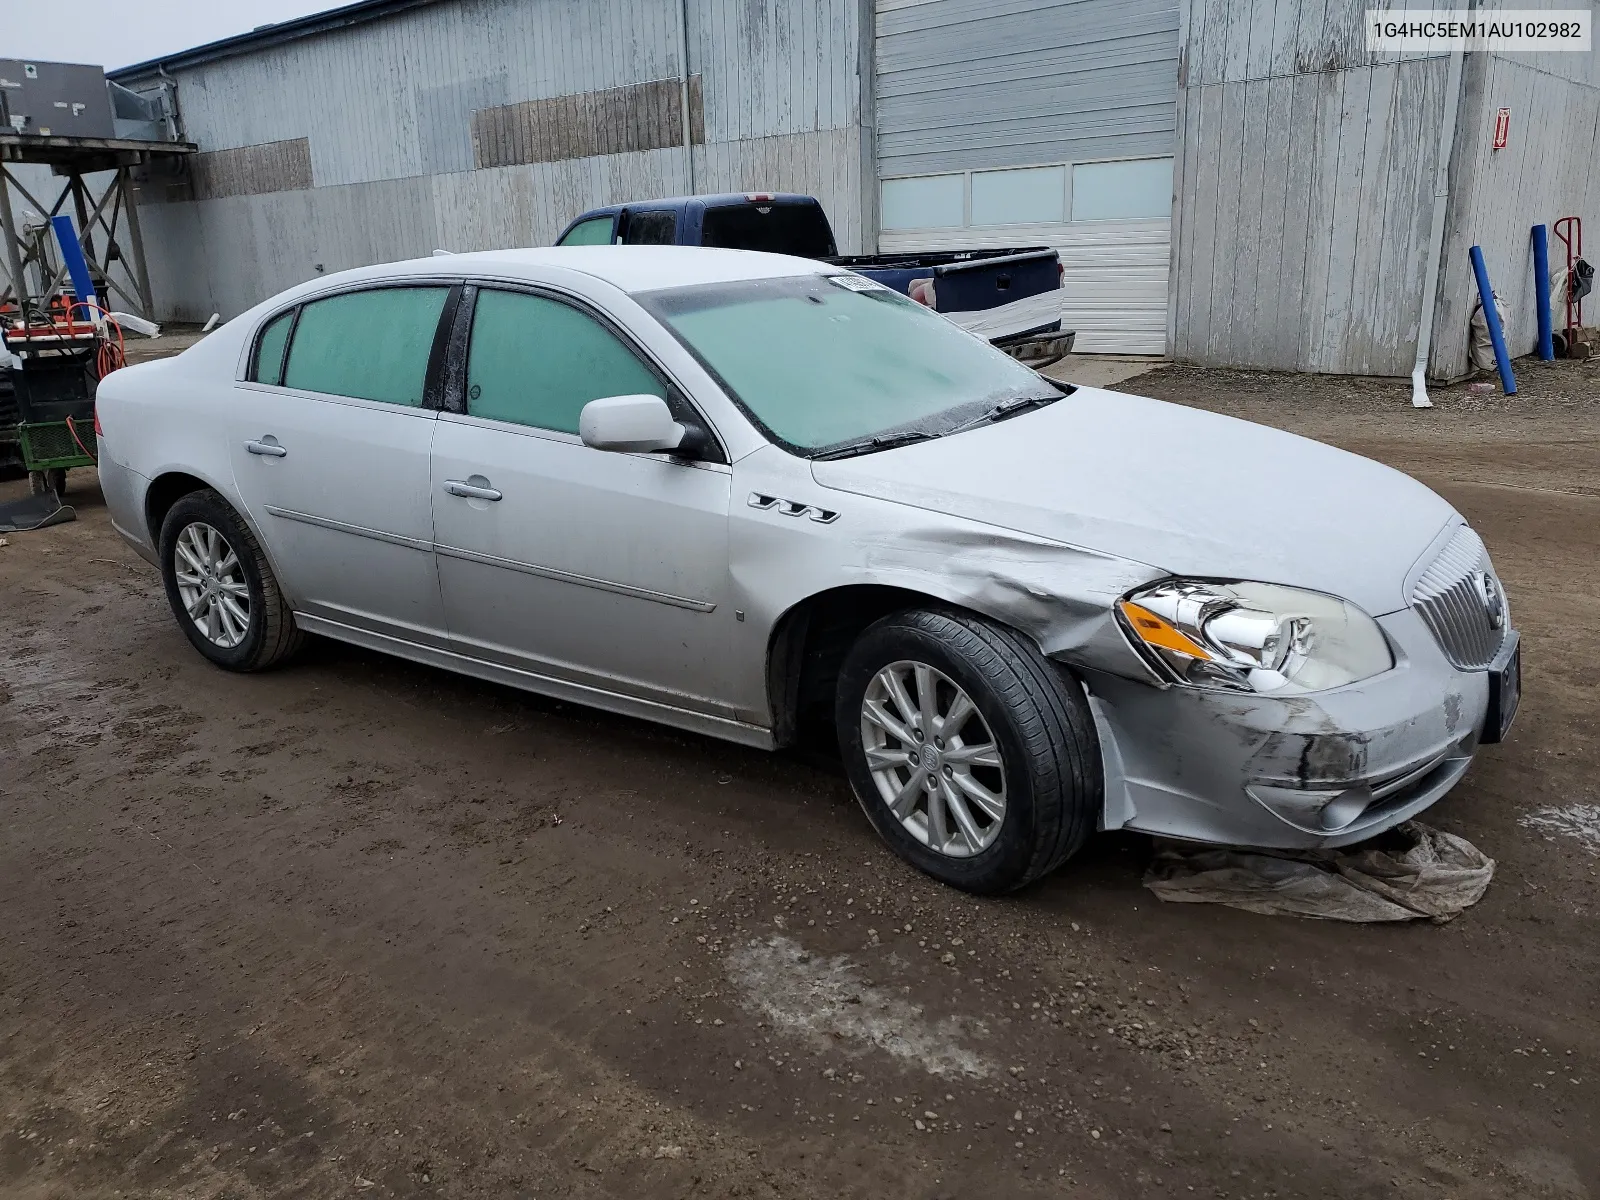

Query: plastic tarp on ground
<box><xmin>0</xmin><ymin>491</ymin><xmax>74</xmax><ymax>533</ymax></box>
<box><xmin>1144</xmin><ymin>822</ymin><xmax>1494</xmax><ymax>922</ymax></box>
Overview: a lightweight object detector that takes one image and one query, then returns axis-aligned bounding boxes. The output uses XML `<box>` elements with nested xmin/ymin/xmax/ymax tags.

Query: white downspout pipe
<box><xmin>679</xmin><ymin>0</ymin><xmax>695</xmax><ymax>193</ymax></box>
<box><xmin>1411</xmin><ymin>9</ymin><xmax>1472</xmax><ymax>407</ymax></box>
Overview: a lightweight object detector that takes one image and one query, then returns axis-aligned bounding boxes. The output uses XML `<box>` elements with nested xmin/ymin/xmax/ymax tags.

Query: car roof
<box><xmin>311</xmin><ymin>246</ymin><xmax>830</xmax><ymax>296</ymax></box>
<box><xmin>574</xmin><ymin>192</ymin><xmax>821</xmax><ymax>218</ymax></box>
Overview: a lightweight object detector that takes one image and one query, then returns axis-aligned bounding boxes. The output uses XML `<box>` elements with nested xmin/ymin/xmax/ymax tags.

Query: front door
<box><xmin>430</xmin><ymin>286</ymin><xmax>734</xmax><ymax>714</ymax></box>
<box><xmin>227</xmin><ymin>284</ymin><xmax>453</xmax><ymax>644</ymax></box>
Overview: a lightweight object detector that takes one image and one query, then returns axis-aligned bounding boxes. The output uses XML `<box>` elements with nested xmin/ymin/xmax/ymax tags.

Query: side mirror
<box><xmin>579</xmin><ymin>394</ymin><xmax>688</xmax><ymax>454</ymax></box>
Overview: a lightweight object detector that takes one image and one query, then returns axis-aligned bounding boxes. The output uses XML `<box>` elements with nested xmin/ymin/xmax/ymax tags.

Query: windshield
<box><xmin>639</xmin><ymin>275</ymin><xmax>1060</xmax><ymax>454</ymax></box>
<box><xmin>700</xmin><ymin>202</ymin><xmax>837</xmax><ymax>257</ymax></box>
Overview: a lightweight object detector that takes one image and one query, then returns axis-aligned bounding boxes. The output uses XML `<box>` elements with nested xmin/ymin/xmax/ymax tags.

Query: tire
<box><xmin>47</xmin><ymin>467</ymin><xmax>67</xmax><ymax>496</ymax></box>
<box><xmin>28</xmin><ymin>470</ymin><xmax>50</xmax><ymax>496</ymax></box>
<box><xmin>835</xmin><ymin>607</ymin><xmax>1102</xmax><ymax>894</ymax></box>
<box><xmin>158</xmin><ymin>488</ymin><xmax>304</xmax><ymax>672</ymax></box>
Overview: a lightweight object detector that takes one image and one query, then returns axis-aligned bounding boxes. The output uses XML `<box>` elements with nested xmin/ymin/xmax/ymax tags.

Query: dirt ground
<box><xmin>1</xmin><ymin>354</ymin><xmax>1596</xmax><ymax>1200</ymax></box>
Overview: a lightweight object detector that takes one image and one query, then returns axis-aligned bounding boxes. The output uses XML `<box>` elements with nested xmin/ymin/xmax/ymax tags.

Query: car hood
<box><xmin>810</xmin><ymin>386</ymin><xmax>1456</xmax><ymax>617</ymax></box>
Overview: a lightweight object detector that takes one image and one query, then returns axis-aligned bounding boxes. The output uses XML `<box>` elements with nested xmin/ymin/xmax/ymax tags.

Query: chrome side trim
<box><xmin>434</xmin><ymin>543</ymin><xmax>716</xmax><ymax>613</ymax></box>
<box><xmin>747</xmin><ymin>492</ymin><xmax>839</xmax><ymax>524</ymax></box>
<box><xmin>293</xmin><ymin>614</ymin><xmax>774</xmax><ymax>750</ymax></box>
<box><xmin>262</xmin><ymin>505</ymin><xmax>432</xmax><ymax>552</ymax></box>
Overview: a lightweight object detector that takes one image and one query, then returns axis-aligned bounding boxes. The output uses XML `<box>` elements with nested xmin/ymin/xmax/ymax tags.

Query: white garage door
<box><xmin>874</xmin><ymin>0</ymin><xmax>1180</xmax><ymax>354</ymax></box>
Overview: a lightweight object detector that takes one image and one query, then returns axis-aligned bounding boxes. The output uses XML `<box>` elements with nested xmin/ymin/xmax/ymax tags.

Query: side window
<box><xmin>465</xmin><ymin>289</ymin><xmax>662</xmax><ymax>434</ymax></box>
<box><xmin>251</xmin><ymin>308</ymin><xmax>295</xmax><ymax>385</ymax></box>
<box><xmin>282</xmin><ymin>286</ymin><xmax>450</xmax><ymax>406</ymax></box>
<box><xmin>557</xmin><ymin>216</ymin><xmax>615</xmax><ymax>247</ymax></box>
<box><xmin>621</xmin><ymin>210</ymin><xmax>677</xmax><ymax>245</ymax></box>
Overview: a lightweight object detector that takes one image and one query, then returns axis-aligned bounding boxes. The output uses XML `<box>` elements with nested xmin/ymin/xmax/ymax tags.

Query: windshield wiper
<box><xmin>945</xmin><ymin>393</ymin><xmax>1061</xmax><ymax>436</ymax></box>
<box><xmin>811</xmin><ymin>429</ymin><xmax>939</xmax><ymax>461</ymax></box>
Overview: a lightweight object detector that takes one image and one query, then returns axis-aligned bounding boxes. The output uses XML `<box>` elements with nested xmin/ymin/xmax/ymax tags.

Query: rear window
<box><xmin>283</xmin><ymin>286</ymin><xmax>450</xmax><ymax>406</ymax></box>
<box><xmin>700</xmin><ymin>202</ymin><xmax>835</xmax><ymax>258</ymax></box>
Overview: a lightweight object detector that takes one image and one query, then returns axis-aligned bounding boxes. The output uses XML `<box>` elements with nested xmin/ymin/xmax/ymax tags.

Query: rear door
<box><xmin>228</xmin><ymin>283</ymin><xmax>457</xmax><ymax>645</ymax></box>
<box><xmin>430</xmin><ymin>284</ymin><xmax>735</xmax><ymax>714</ymax></box>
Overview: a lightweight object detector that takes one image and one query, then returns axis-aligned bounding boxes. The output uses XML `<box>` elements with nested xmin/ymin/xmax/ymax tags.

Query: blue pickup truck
<box><xmin>556</xmin><ymin>192</ymin><xmax>1074</xmax><ymax>364</ymax></box>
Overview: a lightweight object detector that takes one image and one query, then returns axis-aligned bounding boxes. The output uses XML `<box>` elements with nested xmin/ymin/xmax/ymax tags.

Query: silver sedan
<box><xmin>94</xmin><ymin>247</ymin><xmax>1520</xmax><ymax>893</ymax></box>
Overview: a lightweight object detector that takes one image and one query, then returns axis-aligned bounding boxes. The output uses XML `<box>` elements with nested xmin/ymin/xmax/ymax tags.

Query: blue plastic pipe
<box><xmin>1532</xmin><ymin>224</ymin><xmax>1555</xmax><ymax>361</ymax></box>
<box><xmin>1470</xmin><ymin>245</ymin><xmax>1516</xmax><ymax>395</ymax></box>
<box><xmin>50</xmin><ymin>214</ymin><xmax>99</xmax><ymax>316</ymax></box>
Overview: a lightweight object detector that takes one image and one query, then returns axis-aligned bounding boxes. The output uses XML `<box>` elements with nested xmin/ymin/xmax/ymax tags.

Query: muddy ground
<box><xmin>1</xmin><ymin>355</ymin><xmax>1596</xmax><ymax>1199</ymax></box>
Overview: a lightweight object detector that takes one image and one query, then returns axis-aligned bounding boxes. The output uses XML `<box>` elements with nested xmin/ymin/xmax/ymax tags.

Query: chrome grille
<box><xmin>1411</xmin><ymin>525</ymin><xmax>1507</xmax><ymax>669</ymax></box>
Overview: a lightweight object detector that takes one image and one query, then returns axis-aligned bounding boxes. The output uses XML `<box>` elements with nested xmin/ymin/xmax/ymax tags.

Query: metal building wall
<box><xmin>119</xmin><ymin>0</ymin><xmax>869</xmax><ymax>322</ymax></box>
<box><xmin>874</xmin><ymin>0</ymin><xmax>1181</xmax><ymax>354</ymax></box>
<box><xmin>1432</xmin><ymin>16</ymin><xmax>1600</xmax><ymax>374</ymax></box>
<box><xmin>1169</xmin><ymin>0</ymin><xmax>1600</xmax><ymax>378</ymax></box>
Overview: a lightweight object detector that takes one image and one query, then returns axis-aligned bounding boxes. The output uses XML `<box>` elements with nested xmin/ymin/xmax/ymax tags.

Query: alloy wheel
<box><xmin>859</xmin><ymin>660</ymin><xmax>1007</xmax><ymax>857</ymax></box>
<box><xmin>172</xmin><ymin>521</ymin><xmax>251</xmax><ymax>648</ymax></box>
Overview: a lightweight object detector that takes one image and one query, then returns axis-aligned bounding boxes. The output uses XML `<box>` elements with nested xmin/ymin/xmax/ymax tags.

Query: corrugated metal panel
<box><xmin>1173</xmin><ymin>0</ymin><xmax>1599</xmax><ymax>377</ymax></box>
<box><xmin>873</xmin><ymin>0</ymin><xmax>1178</xmax><ymax>352</ymax></box>
<box><xmin>122</xmin><ymin>0</ymin><xmax>871</xmax><ymax>320</ymax></box>
<box><xmin>417</xmin><ymin>74</ymin><xmax>507</xmax><ymax>175</ymax></box>
<box><xmin>1432</xmin><ymin>34</ymin><xmax>1600</xmax><ymax>376</ymax></box>
<box><xmin>874</xmin><ymin>0</ymin><xmax>1181</xmax><ymax>177</ymax></box>
<box><xmin>139</xmin><ymin>128</ymin><xmax>863</xmax><ymax>320</ymax></box>
<box><xmin>1170</xmin><ymin>0</ymin><xmax>1464</xmax><ymax>375</ymax></box>
<box><xmin>882</xmin><ymin>218</ymin><xmax>1170</xmax><ymax>353</ymax></box>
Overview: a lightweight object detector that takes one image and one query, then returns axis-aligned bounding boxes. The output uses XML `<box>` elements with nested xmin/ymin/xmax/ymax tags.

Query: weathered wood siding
<box><xmin>1171</xmin><ymin>0</ymin><xmax>1600</xmax><ymax>378</ymax></box>
<box><xmin>187</xmin><ymin>138</ymin><xmax>315</xmax><ymax>200</ymax></box>
<box><xmin>116</xmin><ymin>0</ymin><xmax>870</xmax><ymax>322</ymax></box>
<box><xmin>470</xmin><ymin>78</ymin><xmax>705</xmax><ymax>170</ymax></box>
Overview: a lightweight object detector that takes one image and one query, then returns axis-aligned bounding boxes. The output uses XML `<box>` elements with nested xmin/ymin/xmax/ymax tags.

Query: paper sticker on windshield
<box><xmin>827</xmin><ymin>274</ymin><xmax>889</xmax><ymax>293</ymax></box>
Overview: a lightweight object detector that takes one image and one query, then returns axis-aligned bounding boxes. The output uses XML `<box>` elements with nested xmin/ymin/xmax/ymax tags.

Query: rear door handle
<box><xmin>443</xmin><ymin>479</ymin><xmax>502</xmax><ymax>501</ymax></box>
<box><xmin>245</xmin><ymin>439</ymin><xmax>287</xmax><ymax>457</ymax></box>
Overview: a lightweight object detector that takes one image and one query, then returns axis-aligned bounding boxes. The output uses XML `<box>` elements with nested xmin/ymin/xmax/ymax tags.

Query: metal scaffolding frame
<box><xmin>0</xmin><ymin>133</ymin><xmax>195</xmax><ymax>321</ymax></box>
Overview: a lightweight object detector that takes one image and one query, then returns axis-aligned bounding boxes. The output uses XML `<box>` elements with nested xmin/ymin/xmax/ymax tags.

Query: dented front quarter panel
<box><xmin>720</xmin><ymin>445</ymin><xmax>1166</xmax><ymax>722</ymax></box>
<box><xmin>724</xmin><ymin>445</ymin><xmax>1491</xmax><ymax>851</ymax></box>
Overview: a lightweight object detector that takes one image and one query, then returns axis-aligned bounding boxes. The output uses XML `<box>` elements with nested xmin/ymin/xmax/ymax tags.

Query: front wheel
<box><xmin>835</xmin><ymin>608</ymin><xmax>1102</xmax><ymax>894</ymax></box>
<box><xmin>158</xmin><ymin>489</ymin><xmax>304</xmax><ymax>671</ymax></box>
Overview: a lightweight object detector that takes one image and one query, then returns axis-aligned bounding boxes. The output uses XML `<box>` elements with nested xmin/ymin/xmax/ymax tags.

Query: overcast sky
<box><xmin>10</xmin><ymin>0</ymin><xmax>342</xmax><ymax>72</ymax></box>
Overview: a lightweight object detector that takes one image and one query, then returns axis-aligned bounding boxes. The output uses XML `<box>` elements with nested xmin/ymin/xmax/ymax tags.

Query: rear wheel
<box><xmin>836</xmin><ymin>607</ymin><xmax>1102</xmax><ymax>893</ymax></box>
<box><xmin>158</xmin><ymin>489</ymin><xmax>304</xmax><ymax>671</ymax></box>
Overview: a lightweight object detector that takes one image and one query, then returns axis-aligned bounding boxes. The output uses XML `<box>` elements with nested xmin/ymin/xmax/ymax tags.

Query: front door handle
<box><xmin>443</xmin><ymin>478</ymin><xmax>502</xmax><ymax>501</ymax></box>
<box><xmin>245</xmin><ymin>438</ymin><xmax>287</xmax><ymax>457</ymax></box>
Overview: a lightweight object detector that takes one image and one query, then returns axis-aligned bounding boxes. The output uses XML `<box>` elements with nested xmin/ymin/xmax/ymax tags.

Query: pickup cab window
<box><xmin>621</xmin><ymin>210</ymin><xmax>677</xmax><ymax>245</ymax></box>
<box><xmin>557</xmin><ymin>216</ymin><xmax>615</xmax><ymax>247</ymax></box>
<box><xmin>700</xmin><ymin>202</ymin><xmax>835</xmax><ymax>257</ymax></box>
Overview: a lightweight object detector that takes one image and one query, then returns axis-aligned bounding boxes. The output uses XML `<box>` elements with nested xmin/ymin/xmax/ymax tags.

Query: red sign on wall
<box><xmin>1493</xmin><ymin>108</ymin><xmax>1511</xmax><ymax>149</ymax></box>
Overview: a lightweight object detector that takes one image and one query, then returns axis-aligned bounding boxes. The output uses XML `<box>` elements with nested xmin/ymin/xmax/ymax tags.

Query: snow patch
<box><xmin>1519</xmin><ymin>804</ymin><xmax>1600</xmax><ymax>856</ymax></box>
<box><xmin>726</xmin><ymin>935</ymin><xmax>992</xmax><ymax>1078</ymax></box>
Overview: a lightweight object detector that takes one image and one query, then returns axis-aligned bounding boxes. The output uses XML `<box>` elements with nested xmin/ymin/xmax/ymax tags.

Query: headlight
<box><xmin>1116</xmin><ymin>580</ymin><xmax>1393</xmax><ymax>695</ymax></box>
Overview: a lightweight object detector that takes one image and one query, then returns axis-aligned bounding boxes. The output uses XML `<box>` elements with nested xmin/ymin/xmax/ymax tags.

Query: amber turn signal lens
<box><xmin>1117</xmin><ymin>599</ymin><xmax>1214</xmax><ymax>661</ymax></box>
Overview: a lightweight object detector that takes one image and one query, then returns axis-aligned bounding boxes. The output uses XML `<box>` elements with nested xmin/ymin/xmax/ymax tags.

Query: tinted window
<box><xmin>622</xmin><ymin>210</ymin><xmax>677</xmax><ymax>245</ymax></box>
<box><xmin>466</xmin><ymin>289</ymin><xmax>662</xmax><ymax>434</ymax></box>
<box><xmin>283</xmin><ymin>287</ymin><xmax>450</xmax><ymax>406</ymax></box>
<box><xmin>642</xmin><ymin>275</ymin><xmax>1054</xmax><ymax>452</ymax></box>
<box><xmin>700</xmin><ymin>202</ymin><xmax>836</xmax><ymax>257</ymax></box>
<box><xmin>252</xmin><ymin>308</ymin><xmax>295</xmax><ymax>385</ymax></box>
<box><xmin>557</xmin><ymin>216</ymin><xmax>615</xmax><ymax>246</ymax></box>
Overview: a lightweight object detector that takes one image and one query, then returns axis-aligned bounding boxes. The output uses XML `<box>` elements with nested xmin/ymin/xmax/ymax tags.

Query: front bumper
<box><xmin>1085</xmin><ymin>606</ymin><xmax>1507</xmax><ymax>849</ymax></box>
